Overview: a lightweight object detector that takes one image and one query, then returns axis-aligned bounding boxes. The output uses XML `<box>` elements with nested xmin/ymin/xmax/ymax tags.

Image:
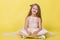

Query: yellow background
<box><xmin>0</xmin><ymin>0</ymin><xmax>60</xmax><ymax>40</ymax></box>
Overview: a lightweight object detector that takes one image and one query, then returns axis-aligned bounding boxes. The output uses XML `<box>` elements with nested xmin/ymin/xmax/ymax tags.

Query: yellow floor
<box><xmin>0</xmin><ymin>31</ymin><xmax>60</xmax><ymax>40</ymax></box>
<box><xmin>0</xmin><ymin>27</ymin><xmax>60</xmax><ymax>40</ymax></box>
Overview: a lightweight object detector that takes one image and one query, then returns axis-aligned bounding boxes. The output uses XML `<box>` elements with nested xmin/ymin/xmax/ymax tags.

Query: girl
<box><xmin>3</xmin><ymin>3</ymin><xmax>54</xmax><ymax>40</ymax></box>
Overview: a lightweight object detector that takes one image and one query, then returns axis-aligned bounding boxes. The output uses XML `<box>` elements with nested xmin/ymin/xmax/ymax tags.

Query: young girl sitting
<box><xmin>3</xmin><ymin>3</ymin><xmax>54</xmax><ymax>40</ymax></box>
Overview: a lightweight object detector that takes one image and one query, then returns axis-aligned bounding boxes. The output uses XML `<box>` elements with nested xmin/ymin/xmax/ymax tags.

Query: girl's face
<box><xmin>31</xmin><ymin>5</ymin><xmax>38</xmax><ymax>15</ymax></box>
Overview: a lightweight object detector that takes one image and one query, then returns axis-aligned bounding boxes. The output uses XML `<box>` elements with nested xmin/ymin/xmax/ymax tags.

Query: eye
<box><xmin>33</xmin><ymin>7</ymin><xmax>37</xmax><ymax>10</ymax></box>
<box><xmin>35</xmin><ymin>8</ymin><xmax>38</xmax><ymax>10</ymax></box>
<box><xmin>33</xmin><ymin>8</ymin><xmax>35</xmax><ymax>9</ymax></box>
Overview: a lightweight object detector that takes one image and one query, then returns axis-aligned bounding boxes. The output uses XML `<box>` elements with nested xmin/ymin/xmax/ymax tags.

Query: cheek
<box><xmin>31</xmin><ymin>9</ymin><xmax>34</xmax><ymax>12</ymax></box>
<box><xmin>36</xmin><ymin>10</ymin><xmax>38</xmax><ymax>13</ymax></box>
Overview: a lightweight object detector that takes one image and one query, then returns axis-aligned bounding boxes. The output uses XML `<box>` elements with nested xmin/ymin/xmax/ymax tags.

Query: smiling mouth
<box><xmin>33</xmin><ymin>11</ymin><xmax>36</xmax><ymax>12</ymax></box>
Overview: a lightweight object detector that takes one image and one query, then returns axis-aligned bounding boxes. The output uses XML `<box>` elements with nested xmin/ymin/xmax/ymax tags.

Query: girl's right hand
<box><xmin>27</xmin><ymin>31</ymin><xmax>32</xmax><ymax>36</ymax></box>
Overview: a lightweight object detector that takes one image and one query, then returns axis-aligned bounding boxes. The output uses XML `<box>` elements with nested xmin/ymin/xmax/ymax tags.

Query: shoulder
<box><xmin>37</xmin><ymin>17</ymin><xmax>41</xmax><ymax>20</ymax></box>
<box><xmin>25</xmin><ymin>16</ymin><xmax>30</xmax><ymax>21</ymax></box>
<box><xmin>37</xmin><ymin>17</ymin><xmax>42</xmax><ymax>22</ymax></box>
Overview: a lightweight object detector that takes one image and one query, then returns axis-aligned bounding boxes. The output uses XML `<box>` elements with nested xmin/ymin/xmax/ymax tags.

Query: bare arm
<box><xmin>24</xmin><ymin>17</ymin><xmax>29</xmax><ymax>33</ymax></box>
<box><xmin>24</xmin><ymin>17</ymin><xmax>32</xmax><ymax>36</ymax></box>
<box><xmin>36</xmin><ymin>18</ymin><xmax>42</xmax><ymax>32</ymax></box>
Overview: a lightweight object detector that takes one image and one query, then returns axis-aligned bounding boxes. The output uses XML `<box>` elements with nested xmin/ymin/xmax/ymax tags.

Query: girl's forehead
<box><xmin>32</xmin><ymin>5</ymin><xmax>38</xmax><ymax>8</ymax></box>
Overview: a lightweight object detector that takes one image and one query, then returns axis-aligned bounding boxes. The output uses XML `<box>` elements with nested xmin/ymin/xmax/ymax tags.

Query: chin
<box><xmin>32</xmin><ymin>12</ymin><xmax>36</xmax><ymax>14</ymax></box>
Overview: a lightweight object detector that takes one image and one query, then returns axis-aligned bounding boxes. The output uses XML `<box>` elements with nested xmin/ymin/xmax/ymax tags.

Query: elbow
<box><xmin>24</xmin><ymin>26</ymin><xmax>28</xmax><ymax>30</ymax></box>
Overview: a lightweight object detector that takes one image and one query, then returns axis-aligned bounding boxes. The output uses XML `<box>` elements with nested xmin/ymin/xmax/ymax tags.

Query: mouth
<box><xmin>33</xmin><ymin>11</ymin><xmax>36</xmax><ymax>12</ymax></box>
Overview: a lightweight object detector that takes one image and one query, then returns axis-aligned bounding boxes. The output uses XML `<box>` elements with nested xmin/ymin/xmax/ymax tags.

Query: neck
<box><xmin>31</xmin><ymin>14</ymin><xmax>36</xmax><ymax>17</ymax></box>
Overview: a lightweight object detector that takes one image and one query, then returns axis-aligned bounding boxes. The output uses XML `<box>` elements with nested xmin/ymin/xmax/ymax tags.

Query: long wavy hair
<box><xmin>27</xmin><ymin>3</ymin><xmax>42</xmax><ymax>23</ymax></box>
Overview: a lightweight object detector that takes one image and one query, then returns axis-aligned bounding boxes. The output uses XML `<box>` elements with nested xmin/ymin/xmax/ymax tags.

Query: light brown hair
<box><xmin>27</xmin><ymin>3</ymin><xmax>42</xmax><ymax>23</ymax></box>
